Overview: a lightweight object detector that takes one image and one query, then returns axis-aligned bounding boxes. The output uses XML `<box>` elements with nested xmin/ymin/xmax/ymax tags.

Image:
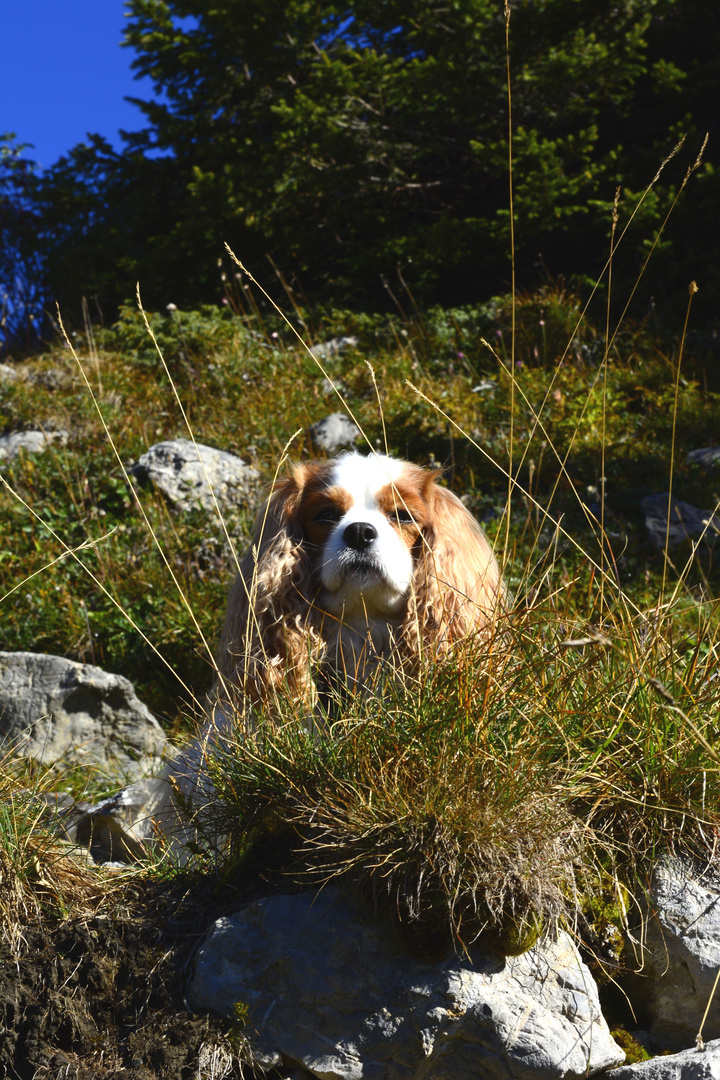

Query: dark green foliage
<box><xmin>16</xmin><ymin>0</ymin><xmax>720</xmax><ymax>330</ymax></box>
<box><xmin>0</xmin><ymin>136</ymin><xmax>45</xmax><ymax>351</ymax></box>
<box><xmin>98</xmin><ymin>302</ymin><xmax>252</xmax><ymax>375</ymax></box>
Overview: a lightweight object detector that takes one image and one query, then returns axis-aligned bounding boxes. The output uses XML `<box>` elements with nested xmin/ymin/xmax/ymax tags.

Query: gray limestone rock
<box><xmin>631</xmin><ymin>859</ymin><xmax>720</xmax><ymax>1050</ymax></box>
<box><xmin>641</xmin><ymin>494</ymin><xmax>720</xmax><ymax>548</ymax></box>
<box><xmin>131</xmin><ymin>438</ymin><xmax>260</xmax><ymax>513</ymax></box>
<box><xmin>308</xmin><ymin>336</ymin><xmax>358</xmax><ymax>360</ymax></box>
<box><xmin>0</xmin><ymin>651</ymin><xmax>166</xmax><ymax>780</ymax></box>
<box><xmin>308</xmin><ymin>412</ymin><xmax>361</xmax><ymax>453</ymax></box>
<box><xmin>608</xmin><ymin>1040</ymin><xmax>720</xmax><ymax>1080</ymax></box>
<box><xmin>30</xmin><ymin>368</ymin><xmax>67</xmax><ymax>390</ymax></box>
<box><xmin>61</xmin><ymin>712</ymin><xmax>244</xmax><ymax>864</ymax></box>
<box><xmin>187</xmin><ymin>889</ymin><xmax>624</xmax><ymax>1080</ymax></box>
<box><xmin>0</xmin><ymin>429</ymin><xmax>69</xmax><ymax>462</ymax></box>
<box><xmin>686</xmin><ymin>448</ymin><xmax>720</xmax><ymax>469</ymax></box>
<box><xmin>70</xmin><ymin>775</ymin><xmax>178</xmax><ymax>862</ymax></box>
<box><xmin>0</xmin><ymin>363</ymin><xmax>21</xmax><ymax>383</ymax></box>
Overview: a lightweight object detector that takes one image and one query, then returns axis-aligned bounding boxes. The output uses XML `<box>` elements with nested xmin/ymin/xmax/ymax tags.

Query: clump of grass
<box><xmin>196</xmin><ymin>571</ymin><xmax>720</xmax><ymax>956</ymax></box>
<box><xmin>204</xmin><ymin>668</ymin><xmax>580</xmax><ymax>952</ymax></box>
<box><xmin>0</xmin><ymin>752</ymin><xmax>129</xmax><ymax>952</ymax></box>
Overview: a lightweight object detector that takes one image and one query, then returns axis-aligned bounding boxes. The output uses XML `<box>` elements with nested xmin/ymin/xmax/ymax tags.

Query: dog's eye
<box><xmin>389</xmin><ymin>508</ymin><xmax>415</xmax><ymax>525</ymax></box>
<box><xmin>314</xmin><ymin>507</ymin><xmax>342</xmax><ymax>524</ymax></box>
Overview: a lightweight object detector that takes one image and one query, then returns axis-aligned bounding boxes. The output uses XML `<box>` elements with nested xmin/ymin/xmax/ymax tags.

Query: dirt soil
<box><xmin>0</xmin><ymin>876</ymin><xmax>273</xmax><ymax>1080</ymax></box>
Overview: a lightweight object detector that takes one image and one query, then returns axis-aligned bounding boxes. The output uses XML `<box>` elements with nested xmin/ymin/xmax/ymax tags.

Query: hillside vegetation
<box><xmin>1</xmin><ymin>283</ymin><xmax>718</xmax><ymax>715</ymax></box>
<box><xmin>1</xmin><ymin>3</ymin><xmax>720</xmax><ymax>1067</ymax></box>
<box><xmin>0</xmin><ymin>264</ymin><xmax>719</xmax><ymax>1073</ymax></box>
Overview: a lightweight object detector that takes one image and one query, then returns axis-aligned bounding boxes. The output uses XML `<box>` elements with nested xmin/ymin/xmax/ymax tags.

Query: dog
<box><xmin>90</xmin><ymin>452</ymin><xmax>502</xmax><ymax>862</ymax></box>
<box><xmin>216</xmin><ymin>451</ymin><xmax>502</xmax><ymax>712</ymax></box>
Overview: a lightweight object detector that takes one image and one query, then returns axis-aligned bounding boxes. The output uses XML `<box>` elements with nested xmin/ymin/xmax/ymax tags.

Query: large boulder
<box><xmin>187</xmin><ymin>888</ymin><xmax>625</xmax><ymax>1079</ymax></box>
<box><xmin>131</xmin><ymin>438</ymin><xmax>260</xmax><ymax>513</ymax></box>
<box><xmin>0</xmin><ymin>652</ymin><xmax>166</xmax><ymax>780</ymax></box>
<box><xmin>630</xmin><ymin>858</ymin><xmax>720</xmax><ymax>1050</ymax></box>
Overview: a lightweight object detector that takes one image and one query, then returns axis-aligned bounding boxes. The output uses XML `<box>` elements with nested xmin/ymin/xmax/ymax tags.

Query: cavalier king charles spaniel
<box><xmin>103</xmin><ymin>452</ymin><xmax>501</xmax><ymax>862</ymax></box>
<box><xmin>215</xmin><ymin>451</ymin><xmax>502</xmax><ymax>712</ymax></box>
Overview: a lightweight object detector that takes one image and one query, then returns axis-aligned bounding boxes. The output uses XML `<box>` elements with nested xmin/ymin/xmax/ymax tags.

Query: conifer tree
<box><xmin>25</xmin><ymin>0</ymin><xmax>719</xmax><ymax>321</ymax></box>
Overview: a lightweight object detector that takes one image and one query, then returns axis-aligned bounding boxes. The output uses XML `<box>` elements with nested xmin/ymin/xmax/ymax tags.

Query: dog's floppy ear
<box><xmin>216</xmin><ymin>464</ymin><xmax>322</xmax><ymax>708</ymax></box>
<box><xmin>405</xmin><ymin>478</ymin><xmax>502</xmax><ymax>649</ymax></box>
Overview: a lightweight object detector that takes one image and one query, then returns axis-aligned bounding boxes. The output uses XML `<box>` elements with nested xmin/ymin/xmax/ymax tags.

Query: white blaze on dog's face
<box><xmin>297</xmin><ymin>453</ymin><xmax>430</xmax><ymax>620</ymax></box>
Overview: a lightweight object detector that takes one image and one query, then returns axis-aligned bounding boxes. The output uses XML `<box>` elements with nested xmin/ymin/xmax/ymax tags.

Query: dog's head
<box><xmin>218</xmin><ymin>452</ymin><xmax>501</xmax><ymax>705</ymax></box>
<box><xmin>281</xmin><ymin>452</ymin><xmax>432</xmax><ymax>620</ymax></box>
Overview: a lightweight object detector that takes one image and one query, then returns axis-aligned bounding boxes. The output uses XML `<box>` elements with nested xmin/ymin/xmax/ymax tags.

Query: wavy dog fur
<box><xmin>216</xmin><ymin>452</ymin><xmax>502</xmax><ymax>711</ymax></box>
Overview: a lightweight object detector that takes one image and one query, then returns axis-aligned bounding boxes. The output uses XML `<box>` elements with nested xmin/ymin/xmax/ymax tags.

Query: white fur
<box><xmin>320</xmin><ymin>453</ymin><xmax>414</xmax><ymax>629</ymax></box>
<box><xmin>330</xmin><ymin>452</ymin><xmax>406</xmax><ymax>502</ymax></box>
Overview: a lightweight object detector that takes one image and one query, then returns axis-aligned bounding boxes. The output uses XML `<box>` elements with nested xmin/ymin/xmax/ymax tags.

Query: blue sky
<box><xmin>0</xmin><ymin>1</ymin><xmax>155</xmax><ymax>170</ymax></box>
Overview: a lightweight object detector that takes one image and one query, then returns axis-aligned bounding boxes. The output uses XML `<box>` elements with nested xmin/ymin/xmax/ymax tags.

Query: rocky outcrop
<box><xmin>630</xmin><ymin>858</ymin><xmax>720</xmax><ymax>1050</ymax></box>
<box><xmin>0</xmin><ymin>652</ymin><xmax>166</xmax><ymax>780</ymax></box>
<box><xmin>187</xmin><ymin>888</ymin><xmax>625</xmax><ymax>1080</ymax></box>
<box><xmin>131</xmin><ymin>438</ymin><xmax>260</xmax><ymax>513</ymax></box>
<box><xmin>0</xmin><ymin>429</ymin><xmax>69</xmax><ymax>463</ymax></box>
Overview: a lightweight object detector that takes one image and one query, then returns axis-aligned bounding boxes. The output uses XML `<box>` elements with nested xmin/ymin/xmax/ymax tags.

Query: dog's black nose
<box><xmin>343</xmin><ymin>521</ymin><xmax>378</xmax><ymax>551</ymax></box>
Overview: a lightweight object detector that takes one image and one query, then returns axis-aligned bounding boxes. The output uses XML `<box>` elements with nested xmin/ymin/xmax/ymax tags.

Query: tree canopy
<box><xmin>0</xmin><ymin>137</ymin><xmax>46</xmax><ymax>346</ymax></box>
<box><xmin>3</xmin><ymin>0</ymin><xmax>719</xmax><ymax>340</ymax></box>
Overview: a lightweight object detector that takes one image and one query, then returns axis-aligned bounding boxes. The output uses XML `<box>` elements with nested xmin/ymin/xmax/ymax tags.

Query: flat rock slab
<box><xmin>132</xmin><ymin>438</ymin><xmax>260</xmax><ymax>513</ymax></box>
<box><xmin>187</xmin><ymin>889</ymin><xmax>624</xmax><ymax>1080</ymax></box>
<box><xmin>0</xmin><ymin>651</ymin><xmax>166</xmax><ymax>780</ymax></box>
<box><xmin>608</xmin><ymin>1040</ymin><xmax>720</xmax><ymax>1080</ymax></box>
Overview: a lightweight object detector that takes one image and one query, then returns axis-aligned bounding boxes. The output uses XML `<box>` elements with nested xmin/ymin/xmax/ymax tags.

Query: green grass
<box><xmin>1</xmin><ymin>277</ymin><xmax>720</xmax><ymax>964</ymax></box>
